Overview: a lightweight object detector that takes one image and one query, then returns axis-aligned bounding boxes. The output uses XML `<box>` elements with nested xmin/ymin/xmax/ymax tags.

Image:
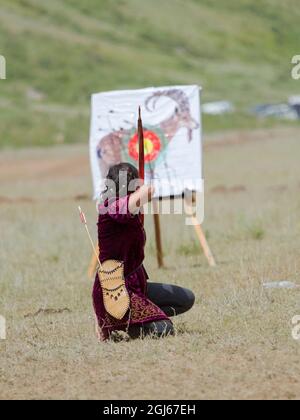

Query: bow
<box><xmin>138</xmin><ymin>106</ymin><xmax>145</xmax><ymax>225</ymax></box>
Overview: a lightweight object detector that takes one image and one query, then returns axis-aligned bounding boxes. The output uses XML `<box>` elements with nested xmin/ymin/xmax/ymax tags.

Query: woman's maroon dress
<box><xmin>92</xmin><ymin>195</ymin><xmax>170</xmax><ymax>340</ymax></box>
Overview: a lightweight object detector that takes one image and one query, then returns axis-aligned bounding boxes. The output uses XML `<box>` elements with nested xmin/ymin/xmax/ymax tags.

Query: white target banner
<box><xmin>90</xmin><ymin>85</ymin><xmax>202</xmax><ymax>199</ymax></box>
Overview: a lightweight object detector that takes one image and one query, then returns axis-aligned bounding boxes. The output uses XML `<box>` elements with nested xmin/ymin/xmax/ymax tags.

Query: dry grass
<box><xmin>1</xmin><ymin>128</ymin><xmax>300</xmax><ymax>400</ymax></box>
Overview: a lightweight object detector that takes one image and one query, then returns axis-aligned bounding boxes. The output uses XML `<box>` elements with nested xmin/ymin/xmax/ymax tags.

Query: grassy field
<box><xmin>0</xmin><ymin>0</ymin><xmax>300</xmax><ymax>147</ymax></box>
<box><xmin>0</xmin><ymin>127</ymin><xmax>300</xmax><ymax>400</ymax></box>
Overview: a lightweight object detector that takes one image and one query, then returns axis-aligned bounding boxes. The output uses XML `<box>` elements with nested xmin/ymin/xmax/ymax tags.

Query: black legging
<box><xmin>128</xmin><ymin>283</ymin><xmax>195</xmax><ymax>339</ymax></box>
<box><xmin>147</xmin><ymin>282</ymin><xmax>195</xmax><ymax>316</ymax></box>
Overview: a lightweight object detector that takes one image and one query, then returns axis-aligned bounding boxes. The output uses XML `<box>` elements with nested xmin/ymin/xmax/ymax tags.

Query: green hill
<box><xmin>0</xmin><ymin>0</ymin><xmax>299</xmax><ymax>147</ymax></box>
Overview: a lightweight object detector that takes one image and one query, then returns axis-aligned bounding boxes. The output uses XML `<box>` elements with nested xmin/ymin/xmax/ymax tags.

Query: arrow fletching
<box><xmin>78</xmin><ymin>206</ymin><xmax>87</xmax><ymax>225</ymax></box>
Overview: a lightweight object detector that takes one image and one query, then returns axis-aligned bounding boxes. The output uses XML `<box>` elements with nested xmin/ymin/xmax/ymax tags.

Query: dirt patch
<box><xmin>0</xmin><ymin>154</ymin><xmax>89</xmax><ymax>182</ymax></box>
<box><xmin>0</xmin><ymin>195</ymin><xmax>91</xmax><ymax>205</ymax></box>
<box><xmin>268</xmin><ymin>185</ymin><xmax>289</xmax><ymax>193</ymax></box>
<box><xmin>24</xmin><ymin>308</ymin><xmax>71</xmax><ymax>318</ymax></box>
<box><xmin>211</xmin><ymin>185</ymin><xmax>247</xmax><ymax>194</ymax></box>
<box><xmin>204</xmin><ymin>127</ymin><xmax>300</xmax><ymax>150</ymax></box>
<box><xmin>0</xmin><ymin>196</ymin><xmax>35</xmax><ymax>204</ymax></box>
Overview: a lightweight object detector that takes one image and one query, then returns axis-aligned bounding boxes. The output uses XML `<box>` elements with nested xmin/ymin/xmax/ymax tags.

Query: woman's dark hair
<box><xmin>101</xmin><ymin>162</ymin><xmax>139</xmax><ymax>201</ymax></box>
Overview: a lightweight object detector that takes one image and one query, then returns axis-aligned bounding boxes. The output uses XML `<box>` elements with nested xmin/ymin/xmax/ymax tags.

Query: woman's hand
<box><xmin>129</xmin><ymin>185</ymin><xmax>155</xmax><ymax>214</ymax></box>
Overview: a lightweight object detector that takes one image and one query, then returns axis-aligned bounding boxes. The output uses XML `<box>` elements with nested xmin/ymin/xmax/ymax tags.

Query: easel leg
<box><xmin>192</xmin><ymin>217</ymin><xmax>216</xmax><ymax>267</ymax></box>
<box><xmin>152</xmin><ymin>199</ymin><xmax>164</xmax><ymax>268</ymax></box>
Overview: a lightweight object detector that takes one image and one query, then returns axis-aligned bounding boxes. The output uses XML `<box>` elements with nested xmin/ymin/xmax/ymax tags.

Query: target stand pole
<box><xmin>191</xmin><ymin>221</ymin><xmax>216</xmax><ymax>267</ymax></box>
<box><xmin>152</xmin><ymin>199</ymin><xmax>164</xmax><ymax>269</ymax></box>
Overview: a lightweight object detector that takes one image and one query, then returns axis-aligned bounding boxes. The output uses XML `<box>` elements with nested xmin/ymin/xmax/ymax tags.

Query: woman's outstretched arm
<box><xmin>128</xmin><ymin>185</ymin><xmax>154</xmax><ymax>214</ymax></box>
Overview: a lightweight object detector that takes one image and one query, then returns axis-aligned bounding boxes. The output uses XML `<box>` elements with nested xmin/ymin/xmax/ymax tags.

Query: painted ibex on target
<box><xmin>145</xmin><ymin>89</ymin><xmax>199</xmax><ymax>142</ymax></box>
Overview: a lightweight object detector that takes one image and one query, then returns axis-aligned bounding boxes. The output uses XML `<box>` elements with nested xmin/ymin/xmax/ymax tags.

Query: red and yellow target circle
<box><xmin>128</xmin><ymin>130</ymin><xmax>161</xmax><ymax>163</ymax></box>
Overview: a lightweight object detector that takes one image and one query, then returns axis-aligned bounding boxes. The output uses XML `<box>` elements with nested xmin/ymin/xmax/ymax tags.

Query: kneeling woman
<box><xmin>93</xmin><ymin>163</ymin><xmax>195</xmax><ymax>341</ymax></box>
